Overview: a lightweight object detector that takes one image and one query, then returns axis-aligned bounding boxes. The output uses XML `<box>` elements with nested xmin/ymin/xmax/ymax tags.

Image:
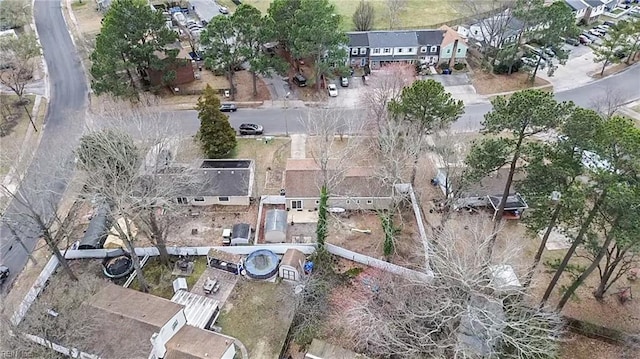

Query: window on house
<box><xmin>315</xmin><ymin>200</ymin><xmax>320</xmax><ymax>204</ymax></box>
<box><xmin>397</xmin><ymin>48</ymin><xmax>403</xmax><ymax>53</ymax></box>
<box><xmin>408</xmin><ymin>48</ymin><xmax>414</xmax><ymax>53</ymax></box>
<box><xmin>373</xmin><ymin>48</ymin><xmax>380</xmax><ymax>54</ymax></box>
<box><xmin>383</xmin><ymin>48</ymin><xmax>391</xmax><ymax>53</ymax></box>
<box><xmin>351</xmin><ymin>48</ymin><xmax>358</xmax><ymax>55</ymax></box>
<box><xmin>291</xmin><ymin>200</ymin><xmax>302</xmax><ymax>209</ymax></box>
<box><xmin>457</xmin><ymin>48</ymin><xmax>461</xmax><ymax>53</ymax></box>
<box><xmin>430</xmin><ymin>46</ymin><xmax>437</xmax><ymax>52</ymax></box>
<box><xmin>218</xmin><ymin>196</ymin><xmax>229</xmax><ymax>202</ymax></box>
<box><xmin>177</xmin><ymin>197</ymin><xmax>187</xmax><ymax>204</ymax></box>
<box><xmin>194</xmin><ymin>197</ymin><xmax>205</xmax><ymax>202</ymax></box>
<box><xmin>359</xmin><ymin>47</ymin><xmax>367</xmax><ymax>55</ymax></box>
<box><xmin>367</xmin><ymin>200</ymin><xmax>373</xmax><ymax>204</ymax></box>
<box><xmin>356</xmin><ymin>200</ymin><xmax>360</xmax><ymax>204</ymax></box>
<box><xmin>420</xmin><ymin>46</ymin><xmax>427</xmax><ymax>53</ymax></box>
<box><xmin>346</xmin><ymin>200</ymin><xmax>351</xmax><ymax>204</ymax></box>
<box><xmin>447</xmin><ymin>49</ymin><xmax>451</xmax><ymax>53</ymax></box>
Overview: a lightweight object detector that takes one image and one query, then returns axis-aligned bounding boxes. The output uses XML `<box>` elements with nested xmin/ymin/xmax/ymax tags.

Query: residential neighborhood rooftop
<box><xmin>347</xmin><ymin>29</ymin><xmax>445</xmax><ymax>48</ymax></box>
<box><xmin>87</xmin><ymin>284</ymin><xmax>183</xmax><ymax>330</ymax></box>
<box><xmin>284</xmin><ymin>159</ymin><xmax>392</xmax><ymax>198</ymax></box>
<box><xmin>164</xmin><ymin>325</ymin><xmax>234</xmax><ymax>359</ymax></box>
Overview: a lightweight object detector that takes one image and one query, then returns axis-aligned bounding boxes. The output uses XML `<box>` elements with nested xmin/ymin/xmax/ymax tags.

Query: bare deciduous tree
<box><xmin>589</xmin><ymin>87</ymin><xmax>628</xmax><ymax>119</ymax></box>
<box><xmin>0</xmin><ymin>142</ymin><xmax>79</xmax><ymax>282</ymax></box>
<box><xmin>344</xmin><ymin>217</ymin><xmax>565</xmax><ymax>358</ymax></box>
<box><xmin>0</xmin><ymin>33</ymin><xmax>40</xmax><ymax>104</ymax></box>
<box><xmin>76</xmin><ymin>96</ymin><xmax>204</xmax><ymax>290</ymax></box>
<box><xmin>1</xmin><ymin>275</ymin><xmax>149</xmax><ymax>358</ymax></box>
<box><xmin>386</xmin><ymin>0</ymin><xmax>407</xmax><ymax>30</ymax></box>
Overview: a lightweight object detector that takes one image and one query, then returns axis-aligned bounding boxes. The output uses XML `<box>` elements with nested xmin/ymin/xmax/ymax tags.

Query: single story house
<box><xmin>438</xmin><ymin>25</ymin><xmax>468</xmax><ymax>64</ymax></box>
<box><xmin>564</xmin><ymin>0</ymin><xmax>607</xmax><ymax>24</ymax></box>
<box><xmin>346</xmin><ymin>29</ymin><xmax>447</xmax><ymax>69</ymax></box>
<box><xmin>159</xmin><ymin>159</ymin><xmax>254</xmax><ymax>206</ymax></box>
<box><xmin>284</xmin><ymin>158</ymin><xmax>394</xmax><ymax>211</ymax></box>
<box><xmin>85</xmin><ymin>284</ymin><xmax>236</xmax><ymax>359</ymax></box>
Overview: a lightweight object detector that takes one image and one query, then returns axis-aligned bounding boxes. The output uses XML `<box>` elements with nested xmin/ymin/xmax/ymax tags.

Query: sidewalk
<box><xmin>538</xmin><ymin>50</ymin><xmax>599</xmax><ymax>92</ymax></box>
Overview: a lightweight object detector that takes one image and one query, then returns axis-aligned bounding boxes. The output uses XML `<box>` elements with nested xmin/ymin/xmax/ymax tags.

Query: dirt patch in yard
<box><xmin>327</xmin><ymin>210</ymin><xmax>425</xmax><ymax>270</ymax></box>
<box><xmin>471</xmin><ymin>71</ymin><xmax>552</xmax><ymax>95</ymax></box>
<box><xmin>216</xmin><ymin>280</ymin><xmax>296</xmax><ymax>359</ymax></box>
<box><xmin>170</xmin><ymin>205</ymin><xmax>259</xmax><ymax>247</ymax></box>
<box><xmin>590</xmin><ymin>58</ymin><xmax>640</xmax><ymax>79</ymax></box>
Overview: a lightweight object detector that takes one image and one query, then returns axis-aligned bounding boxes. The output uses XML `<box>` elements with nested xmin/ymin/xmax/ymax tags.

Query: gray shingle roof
<box><xmin>367</xmin><ymin>31</ymin><xmax>419</xmax><ymax>48</ymax></box>
<box><xmin>416</xmin><ymin>30</ymin><xmax>445</xmax><ymax>46</ymax></box>
<box><xmin>583</xmin><ymin>0</ymin><xmax>603</xmax><ymax>7</ymax></box>
<box><xmin>346</xmin><ymin>32</ymin><xmax>370</xmax><ymax>47</ymax></box>
<box><xmin>565</xmin><ymin>0</ymin><xmax>588</xmax><ymax>10</ymax></box>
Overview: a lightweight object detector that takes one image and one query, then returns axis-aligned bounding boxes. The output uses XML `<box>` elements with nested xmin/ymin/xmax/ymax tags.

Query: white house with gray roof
<box><xmin>564</xmin><ymin>0</ymin><xmax>607</xmax><ymax>24</ymax></box>
<box><xmin>346</xmin><ymin>29</ymin><xmax>447</xmax><ymax>69</ymax></box>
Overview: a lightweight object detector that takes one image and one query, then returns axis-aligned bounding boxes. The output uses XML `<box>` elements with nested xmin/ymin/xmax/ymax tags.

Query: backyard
<box><xmin>216</xmin><ymin>280</ymin><xmax>296</xmax><ymax>359</ymax></box>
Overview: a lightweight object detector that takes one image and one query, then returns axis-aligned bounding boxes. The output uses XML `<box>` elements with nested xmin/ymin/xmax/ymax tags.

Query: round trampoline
<box><xmin>244</xmin><ymin>249</ymin><xmax>280</xmax><ymax>279</ymax></box>
<box><xmin>102</xmin><ymin>255</ymin><xmax>134</xmax><ymax>279</ymax></box>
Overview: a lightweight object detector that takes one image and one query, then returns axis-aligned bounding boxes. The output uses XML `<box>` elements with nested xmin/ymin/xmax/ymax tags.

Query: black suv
<box><xmin>238</xmin><ymin>123</ymin><xmax>263</xmax><ymax>135</ymax></box>
<box><xmin>292</xmin><ymin>73</ymin><xmax>307</xmax><ymax>87</ymax></box>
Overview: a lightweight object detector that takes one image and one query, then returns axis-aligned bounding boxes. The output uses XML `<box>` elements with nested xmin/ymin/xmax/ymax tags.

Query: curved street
<box><xmin>1</xmin><ymin>0</ymin><xmax>639</xmax><ymax>293</ymax></box>
<box><xmin>0</xmin><ymin>0</ymin><xmax>87</xmax><ymax>291</ymax></box>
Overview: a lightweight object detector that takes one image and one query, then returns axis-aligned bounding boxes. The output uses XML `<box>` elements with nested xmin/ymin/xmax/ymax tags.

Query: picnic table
<box><xmin>203</xmin><ymin>277</ymin><xmax>217</xmax><ymax>294</ymax></box>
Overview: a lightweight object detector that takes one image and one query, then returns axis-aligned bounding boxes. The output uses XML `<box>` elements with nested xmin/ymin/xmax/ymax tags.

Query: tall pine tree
<box><xmin>196</xmin><ymin>85</ymin><xmax>237</xmax><ymax>158</ymax></box>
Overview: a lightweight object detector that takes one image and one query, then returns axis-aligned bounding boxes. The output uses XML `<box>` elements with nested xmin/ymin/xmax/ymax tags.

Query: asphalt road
<box><xmin>164</xmin><ymin>63</ymin><xmax>640</xmax><ymax>137</ymax></box>
<box><xmin>0</xmin><ymin>0</ymin><xmax>87</xmax><ymax>292</ymax></box>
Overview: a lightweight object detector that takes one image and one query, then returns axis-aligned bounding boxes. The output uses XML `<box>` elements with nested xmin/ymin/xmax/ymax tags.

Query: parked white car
<box><xmin>327</xmin><ymin>84</ymin><xmax>338</xmax><ymax>97</ymax></box>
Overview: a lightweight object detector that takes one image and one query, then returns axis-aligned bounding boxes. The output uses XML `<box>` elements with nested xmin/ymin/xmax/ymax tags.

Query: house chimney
<box><xmin>449</xmin><ymin>39</ymin><xmax>459</xmax><ymax>69</ymax></box>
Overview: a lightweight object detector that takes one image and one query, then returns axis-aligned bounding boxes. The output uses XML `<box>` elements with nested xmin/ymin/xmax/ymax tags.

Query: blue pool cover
<box><xmin>244</xmin><ymin>249</ymin><xmax>279</xmax><ymax>279</ymax></box>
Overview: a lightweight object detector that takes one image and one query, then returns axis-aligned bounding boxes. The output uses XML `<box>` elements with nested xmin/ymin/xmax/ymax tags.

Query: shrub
<box><xmin>438</xmin><ymin>62</ymin><xmax>450</xmax><ymax>70</ymax></box>
<box><xmin>453</xmin><ymin>62</ymin><xmax>466</xmax><ymax>71</ymax></box>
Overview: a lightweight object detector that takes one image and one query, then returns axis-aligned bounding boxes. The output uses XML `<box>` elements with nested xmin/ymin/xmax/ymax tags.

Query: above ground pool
<box><xmin>244</xmin><ymin>249</ymin><xmax>279</xmax><ymax>280</ymax></box>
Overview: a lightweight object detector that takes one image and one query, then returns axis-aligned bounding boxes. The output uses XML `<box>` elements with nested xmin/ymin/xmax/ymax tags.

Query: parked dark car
<box><xmin>292</xmin><ymin>73</ymin><xmax>307</xmax><ymax>87</ymax></box>
<box><xmin>0</xmin><ymin>265</ymin><xmax>9</xmax><ymax>284</ymax></box>
<box><xmin>238</xmin><ymin>123</ymin><xmax>263</xmax><ymax>135</ymax></box>
<box><xmin>565</xmin><ymin>37</ymin><xmax>580</xmax><ymax>46</ymax></box>
<box><xmin>615</xmin><ymin>50</ymin><xmax>627</xmax><ymax>59</ymax></box>
<box><xmin>220</xmin><ymin>103</ymin><xmax>238</xmax><ymax>112</ymax></box>
<box><xmin>603</xmin><ymin>20</ymin><xmax>616</xmax><ymax>28</ymax></box>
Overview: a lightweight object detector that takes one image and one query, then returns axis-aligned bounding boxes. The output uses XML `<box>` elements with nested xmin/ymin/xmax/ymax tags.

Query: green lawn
<box><xmin>217</xmin><ymin>0</ymin><xmax>461</xmax><ymax>30</ymax></box>
<box><xmin>130</xmin><ymin>256</ymin><xmax>208</xmax><ymax>299</ymax></box>
<box><xmin>217</xmin><ymin>281</ymin><xmax>295</xmax><ymax>359</ymax></box>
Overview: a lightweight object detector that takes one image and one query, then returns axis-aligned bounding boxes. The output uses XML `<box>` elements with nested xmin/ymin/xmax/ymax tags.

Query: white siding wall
<box><xmin>151</xmin><ymin>310</ymin><xmax>187</xmax><ymax>358</ymax></box>
<box><xmin>286</xmin><ymin>196</ymin><xmax>394</xmax><ymax>211</ymax></box>
<box><xmin>221</xmin><ymin>344</ymin><xmax>236</xmax><ymax>359</ymax></box>
<box><xmin>180</xmin><ymin>196</ymin><xmax>250</xmax><ymax>206</ymax></box>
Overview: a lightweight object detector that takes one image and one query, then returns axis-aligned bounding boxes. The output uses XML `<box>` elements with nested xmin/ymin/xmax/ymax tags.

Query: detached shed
<box><xmin>279</xmin><ymin>248</ymin><xmax>306</xmax><ymax>281</ymax></box>
<box><xmin>264</xmin><ymin>209</ymin><xmax>287</xmax><ymax>243</ymax></box>
<box><xmin>79</xmin><ymin>203</ymin><xmax>111</xmax><ymax>250</ymax></box>
<box><xmin>230</xmin><ymin>223</ymin><xmax>252</xmax><ymax>246</ymax></box>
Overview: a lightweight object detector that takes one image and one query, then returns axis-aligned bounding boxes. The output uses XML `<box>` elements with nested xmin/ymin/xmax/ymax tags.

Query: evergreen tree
<box><xmin>196</xmin><ymin>85</ymin><xmax>237</xmax><ymax>158</ymax></box>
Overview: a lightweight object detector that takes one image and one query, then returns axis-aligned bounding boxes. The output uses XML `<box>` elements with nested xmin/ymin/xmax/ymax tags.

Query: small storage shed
<box><xmin>230</xmin><ymin>223</ymin><xmax>251</xmax><ymax>246</ymax></box>
<box><xmin>279</xmin><ymin>248</ymin><xmax>306</xmax><ymax>281</ymax></box>
<box><xmin>264</xmin><ymin>209</ymin><xmax>287</xmax><ymax>243</ymax></box>
<box><xmin>79</xmin><ymin>203</ymin><xmax>111</xmax><ymax>250</ymax></box>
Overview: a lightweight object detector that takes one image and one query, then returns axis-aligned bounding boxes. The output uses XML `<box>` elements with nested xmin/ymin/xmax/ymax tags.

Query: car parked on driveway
<box><xmin>292</xmin><ymin>73</ymin><xmax>307</xmax><ymax>87</ymax></box>
<box><xmin>219</xmin><ymin>6</ymin><xmax>229</xmax><ymax>14</ymax></box>
<box><xmin>327</xmin><ymin>84</ymin><xmax>338</xmax><ymax>97</ymax></box>
<box><xmin>238</xmin><ymin>123</ymin><xmax>263</xmax><ymax>135</ymax></box>
<box><xmin>565</xmin><ymin>37</ymin><xmax>580</xmax><ymax>46</ymax></box>
<box><xmin>0</xmin><ymin>265</ymin><xmax>9</xmax><ymax>285</ymax></box>
<box><xmin>340</xmin><ymin>77</ymin><xmax>349</xmax><ymax>87</ymax></box>
<box><xmin>220</xmin><ymin>103</ymin><xmax>238</xmax><ymax>112</ymax></box>
<box><xmin>578</xmin><ymin>35</ymin><xmax>593</xmax><ymax>44</ymax></box>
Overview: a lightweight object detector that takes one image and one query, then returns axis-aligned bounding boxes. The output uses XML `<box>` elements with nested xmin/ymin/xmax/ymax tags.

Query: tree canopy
<box><xmin>196</xmin><ymin>85</ymin><xmax>237</xmax><ymax>158</ymax></box>
<box><xmin>90</xmin><ymin>0</ymin><xmax>177</xmax><ymax>98</ymax></box>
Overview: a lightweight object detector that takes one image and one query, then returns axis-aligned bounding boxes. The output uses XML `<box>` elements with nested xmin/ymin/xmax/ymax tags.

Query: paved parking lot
<box><xmin>325</xmin><ymin>75</ymin><xmax>366</xmax><ymax>108</ymax></box>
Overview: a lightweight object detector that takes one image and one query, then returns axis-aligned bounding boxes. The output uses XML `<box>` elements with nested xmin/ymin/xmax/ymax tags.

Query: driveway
<box><xmin>538</xmin><ymin>45</ymin><xmax>599</xmax><ymax>92</ymax></box>
<box><xmin>429</xmin><ymin>73</ymin><xmax>471</xmax><ymax>87</ymax></box>
<box><xmin>326</xmin><ymin>76</ymin><xmax>365</xmax><ymax>108</ymax></box>
<box><xmin>425</xmin><ymin>73</ymin><xmax>485</xmax><ymax>105</ymax></box>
